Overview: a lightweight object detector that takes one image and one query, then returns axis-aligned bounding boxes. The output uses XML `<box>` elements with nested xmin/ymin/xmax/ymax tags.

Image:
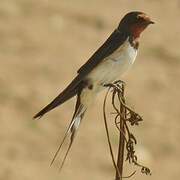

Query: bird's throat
<box><xmin>130</xmin><ymin>24</ymin><xmax>146</xmax><ymax>39</ymax></box>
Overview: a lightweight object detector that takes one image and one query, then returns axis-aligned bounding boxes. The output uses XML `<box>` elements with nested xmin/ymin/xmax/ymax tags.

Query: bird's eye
<box><xmin>137</xmin><ymin>14</ymin><xmax>144</xmax><ymax>21</ymax></box>
<box><xmin>137</xmin><ymin>14</ymin><xmax>144</xmax><ymax>18</ymax></box>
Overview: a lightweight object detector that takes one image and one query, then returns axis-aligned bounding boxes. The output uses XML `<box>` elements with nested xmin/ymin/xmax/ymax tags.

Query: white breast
<box><xmin>87</xmin><ymin>38</ymin><xmax>137</xmax><ymax>88</ymax></box>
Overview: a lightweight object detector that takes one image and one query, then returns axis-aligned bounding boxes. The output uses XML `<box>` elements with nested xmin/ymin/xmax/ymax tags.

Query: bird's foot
<box><xmin>103</xmin><ymin>80</ymin><xmax>125</xmax><ymax>88</ymax></box>
<box><xmin>113</xmin><ymin>80</ymin><xmax>126</xmax><ymax>86</ymax></box>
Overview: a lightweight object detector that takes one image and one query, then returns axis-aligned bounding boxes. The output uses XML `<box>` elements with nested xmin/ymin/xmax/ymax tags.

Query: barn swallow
<box><xmin>34</xmin><ymin>11</ymin><xmax>154</xmax><ymax>168</ymax></box>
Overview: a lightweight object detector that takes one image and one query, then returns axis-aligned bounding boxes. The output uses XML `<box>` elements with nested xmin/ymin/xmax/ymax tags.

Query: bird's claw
<box><xmin>103</xmin><ymin>80</ymin><xmax>125</xmax><ymax>87</ymax></box>
<box><xmin>113</xmin><ymin>80</ymin><xmax>126</xmax><ymax>86</ymax></box>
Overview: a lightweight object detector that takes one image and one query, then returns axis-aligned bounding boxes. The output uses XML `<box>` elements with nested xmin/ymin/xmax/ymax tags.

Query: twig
<box><xmin>103</xmin><ymin>81</ymin><xmax>151</xmax><ymax>180</ymax></box>
<box><xmin>115</xmin><ymin>83</ymin><xmax>125</xmax><ymax>180</ymax></box>
<box><xmin>103</xmin><ymin>87</ymin><xmax>122</xmax><ymax>178</ymax></box>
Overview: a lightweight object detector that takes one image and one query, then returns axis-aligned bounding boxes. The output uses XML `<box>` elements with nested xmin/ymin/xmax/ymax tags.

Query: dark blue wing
<box><xmin>77</xmin><ymin>29</ymin><xmax>127</xmax><ymax>75</ymax></box>
<box><xmin>33</xmin><ymin>29</ymin><xmax>127</xmax><ymax>118</ymax></box>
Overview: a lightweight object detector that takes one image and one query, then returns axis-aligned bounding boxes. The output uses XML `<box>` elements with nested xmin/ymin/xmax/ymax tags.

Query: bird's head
<box><xmin>118</xmin><ymin>11</ymin><xmax>154</xmax><ymax>38</ymax></box>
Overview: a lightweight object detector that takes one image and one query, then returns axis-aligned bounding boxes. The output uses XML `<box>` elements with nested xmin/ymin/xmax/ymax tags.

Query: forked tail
<box><xmin>50</xmin><ymin>98</ymin><xmax>86</xmax><ymax>170</ymax></box>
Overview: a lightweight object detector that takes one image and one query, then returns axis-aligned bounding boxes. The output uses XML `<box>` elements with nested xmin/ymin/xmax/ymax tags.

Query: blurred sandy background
<box><xmin>0</xmin><ymin>0</ymin><xmax>180</xmax><ymax>180</ymax></box>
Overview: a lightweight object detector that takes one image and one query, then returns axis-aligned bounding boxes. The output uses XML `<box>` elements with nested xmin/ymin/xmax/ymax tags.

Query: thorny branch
<box><xmin>103</xmin><ymin>80</ymin><xmax>151</xmax><ymax>180</ymax></box>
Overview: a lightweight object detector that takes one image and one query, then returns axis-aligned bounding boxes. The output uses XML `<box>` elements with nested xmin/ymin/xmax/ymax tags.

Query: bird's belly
<box><xmin>87</xmin><ymin>41</ymin><xmax>137</xmax><ymax>89</ymax></box>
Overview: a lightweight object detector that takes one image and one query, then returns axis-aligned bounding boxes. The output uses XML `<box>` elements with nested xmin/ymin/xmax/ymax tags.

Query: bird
<box><xmin>33</xmin><ymin>11</ymin><xmax>154</xmax><ymax>169</ymax></box>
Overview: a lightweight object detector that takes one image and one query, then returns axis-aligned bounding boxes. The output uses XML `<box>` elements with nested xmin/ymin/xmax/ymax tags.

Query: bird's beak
<box><xmin>138</xmin><ymin>14</ymin><xmax>155</xmax><ymax>25</ymax></box>
<box><xmin>149</xmin><ymin>20</ymin><xmax>155</xmax><ymax>24</ymax></box>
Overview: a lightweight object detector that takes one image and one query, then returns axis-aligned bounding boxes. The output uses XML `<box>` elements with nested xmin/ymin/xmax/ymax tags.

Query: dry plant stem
<box><xmin>115</xmin><ymin>84</ymin><xmax>126</xmax><ymax>180</ymax></box>
<box><xmin>104</xmin><ymin>80</ymin><xmax>151</xmax><ymax>179</ymax></box>
<box><xmin>103</xmin><ymin>88</ymin><xmax>122</xmax><ymax>178</ymax></box>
